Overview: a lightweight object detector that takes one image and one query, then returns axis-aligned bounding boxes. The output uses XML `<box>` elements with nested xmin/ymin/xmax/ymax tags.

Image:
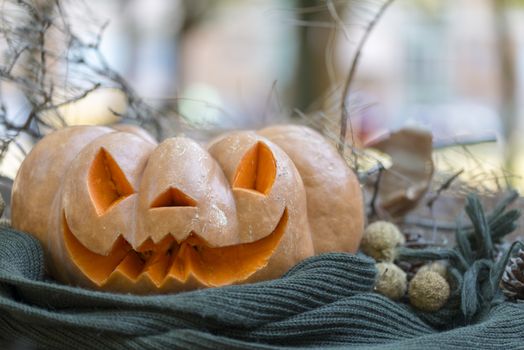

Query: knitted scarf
<box><xmin>0</xmin><ymin>226</ymin><xmax>523</xmax><ymax>350</ymax></box>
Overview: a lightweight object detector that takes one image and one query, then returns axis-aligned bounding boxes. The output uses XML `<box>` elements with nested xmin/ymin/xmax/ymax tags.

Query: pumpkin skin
<box><xmin>11</xmin><ymin>126</ymin><xmax>113</xmax><ymax>246</ymax></box>
<box><xmin>11</xmin><ymin>124</ymin><xmax>363</xmax><ymax>294</ymax></box>
<box><xmin>258</xmin><ymin>125</ymin><xmax>364</xmax><ymax>253</ymax></box>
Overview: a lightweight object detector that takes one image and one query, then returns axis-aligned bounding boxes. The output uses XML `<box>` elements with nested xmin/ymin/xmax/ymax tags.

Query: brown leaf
<box><xmin>367</xmin><ymin>128</ymin><xmax>434</xmax><ymax>217</ymax></box>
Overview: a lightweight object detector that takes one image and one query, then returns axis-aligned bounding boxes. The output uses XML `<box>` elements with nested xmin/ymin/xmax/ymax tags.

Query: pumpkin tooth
<box><xmin>62</xmin><ymin>213</ymin><xmax>133</xmax><ymax>286</ymax></box>
<box><xmin>140</xmin><ymin>236</ymin><xmax>176</xmax><ymax>286</ymax></box>
<box><xmin>141</xmin><ymin>253</ymin><xmax>172</xmax><ymax>286</ymax></box>
<box><xmin>65</xmin><ymin>208</ymin><xmax>287</xmax><ymax>288</ymax></box>
<box><xmin>110</xmin><ymin>236</ymin><xmax>181</xmax><ymax>286</ymax></box>
<box><xmin>113</xmin><ymin>251</ymin><xmax>144</xmax><ymax>281</ymax></box>
<box><xmin>163</xmin><ymin>210</ymin><xmax>288</xmax><ymax>287</ymax></box>
<box><xmin>168</xmin><ymin>242</ymin><xmax>191</xmax><ymax>281</ymax></box>
<box><xmin>113</xmin><ymin>209</ymin><xmax>289</xmax><ymax>287</ymax></box>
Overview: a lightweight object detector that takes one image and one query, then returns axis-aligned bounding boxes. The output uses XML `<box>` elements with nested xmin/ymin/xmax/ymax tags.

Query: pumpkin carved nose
<box><xmin>150</xmin><ymin>187</ymin><xmax>197</xmax><ymax>208</ymax></box>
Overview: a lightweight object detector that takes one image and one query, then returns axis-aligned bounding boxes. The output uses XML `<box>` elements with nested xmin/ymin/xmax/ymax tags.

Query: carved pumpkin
<box><xmin>257</xmin><ymin>125</ymin><xmax>364</xmax><ymax>253</ymax></box>
<box><xmin>11</xmin><ymin>124</ymin><xmax>363</xmax><ymax>294</ymax></box>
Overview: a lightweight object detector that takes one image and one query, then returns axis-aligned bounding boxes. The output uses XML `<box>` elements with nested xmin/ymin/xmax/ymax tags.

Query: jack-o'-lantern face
<box><xmin>50</xmin><ymin>130</ymin><xmax>312</xmax><ymax>293</ymax></box>
<box><xmin>11</xmin><ymin>124</ymin><xmax>365</xmax><ymax>294</ymax></box>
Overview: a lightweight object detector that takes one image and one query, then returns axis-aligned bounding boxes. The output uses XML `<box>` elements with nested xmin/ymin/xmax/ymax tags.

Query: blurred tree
<box><xmin>492</xmin><ymin>0</ymin><xmax>518</xmax><ymax>177</ymax></box>
<box><xmin>292</xmin><ymin>0</ymin><xmax>348</xmax><ymax>111</ymax></box>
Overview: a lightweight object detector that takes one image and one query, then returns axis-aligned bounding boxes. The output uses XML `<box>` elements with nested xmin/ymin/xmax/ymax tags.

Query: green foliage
<box><xmin>397</xmin><ymin>192</ymin><xmax>523</xmax><ymax>324</ymax></box>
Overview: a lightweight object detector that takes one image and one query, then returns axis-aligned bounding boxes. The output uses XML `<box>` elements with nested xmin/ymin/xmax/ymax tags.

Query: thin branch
<box><xmin>368</xmin><ymin>162</ymin><xmax>385</xmax><ymax>217</ymax></box>
<box><xmin>42</xmin><ymin>83</ymin><xmax>101</xmax><ymax>110</ymax></box>
<box><xmin>338</xmin><ymin>0</ymin><xmax>395</xmax><ymax>167</ymax></box>
<box><xmin>262</xmin><ymin>80</ymin><xmax>280</xmax><ymax>124</ymax></box>
<box><xmin>326</xmin><ymin>0</ymin><xmax>350</xmax><ymax>40</ymax></box>
<box><xmin>426</xmin><ymin>169</ymin><xmax>464</xmax><ymax>208</ymax></box>
<box><xmin>0</xmin><ymin>0</ymin><xmax>164</xmax><ymax>157</ymax></box>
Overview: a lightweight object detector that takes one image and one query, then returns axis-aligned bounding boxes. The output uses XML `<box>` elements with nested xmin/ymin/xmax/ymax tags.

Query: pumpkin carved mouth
<box><xmin>63</xmin><ymin>208</ymin><xmax>288</xmax><ymax>288</ymax></box>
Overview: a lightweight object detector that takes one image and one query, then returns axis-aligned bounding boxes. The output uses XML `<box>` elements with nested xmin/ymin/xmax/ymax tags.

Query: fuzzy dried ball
<box><xmin>361</xmin><ymin>221</ymin><xmax>405</xmax><ymax>262</ymax></box>
<box><xmin>374</xmin><ymin>262</ymin><xmax>407</xmax><ymax>300</ymax></box>
<box><xmin>409</xmin><ymin>270</ymin><xmax>450</xmax><ymax>312</ymax></box>
<box><xmin>418</xmin><ymin>262</ymin><xmax>447</xmax><ymax>279</ymax></box>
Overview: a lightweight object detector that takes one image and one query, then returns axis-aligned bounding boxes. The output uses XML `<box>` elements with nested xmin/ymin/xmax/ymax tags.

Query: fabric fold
<box><xmin>1</xmin><ymin>227</ymin><xmax>523</xmax><ymax>350</ymax></box>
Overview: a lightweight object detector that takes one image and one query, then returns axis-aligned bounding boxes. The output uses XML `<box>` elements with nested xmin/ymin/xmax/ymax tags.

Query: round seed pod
<box><xmin>361</xmin><ymin>221</ymin><xmax>405</xmax><ymax>262</ymax></box>
<box><xmin>409</xmin><ymin>270</ymin><xmax>450</xmax><ymax>312</ymax></box>
<box><xmin>418</xmin><ymin>262</ymin><xmax>447</xmax><ymax>279</ymax></box>
<box><xmin>374</xmin><ymin>262</ymin><xmax>407</xmax><ymax>301</ymax></box>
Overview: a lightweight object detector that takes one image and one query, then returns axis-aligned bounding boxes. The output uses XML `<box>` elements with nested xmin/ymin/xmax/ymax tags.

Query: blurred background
<box><xmin>1</xmin><ymin>0</ymin><xmax>524</xmax><ymax>192</ymax></box>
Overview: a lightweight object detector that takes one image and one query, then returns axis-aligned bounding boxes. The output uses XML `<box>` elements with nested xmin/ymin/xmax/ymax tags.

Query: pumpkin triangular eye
<box><xmin>150</xmin><ymin>187</ymin><xmax>197</xmax><ymax>208</ymax></box>
<box><xmin>88</xmin><ymin>147</ymin><xmax>134</xmax><ymax>216</ymax></box>
<box><xmin>233</xmin><ymin>141</ymin><xmax>276</xmax><ymax>195</ymax></box>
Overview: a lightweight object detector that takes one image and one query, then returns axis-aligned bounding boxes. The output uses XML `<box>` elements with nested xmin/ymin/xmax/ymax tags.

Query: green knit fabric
<box><xmin>0</xmin><ymin>227</ymin><xmax>523</xmax><ymax>350</ymax></box>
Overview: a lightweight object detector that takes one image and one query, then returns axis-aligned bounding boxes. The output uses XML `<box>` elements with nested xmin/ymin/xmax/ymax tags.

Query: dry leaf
<box><xmin>367</xmin><ymin>128</ymin><xmax>434</xmax><ymax>217</ymax></box>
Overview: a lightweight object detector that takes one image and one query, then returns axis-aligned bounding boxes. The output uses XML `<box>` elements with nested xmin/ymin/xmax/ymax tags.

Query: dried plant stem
<box><xmin>368</xmin><ymin>162</ymin><xmax>384</xmax><ymax>217</ymax></box>
<box><xmin>338</xmin><ymin>0</ymin><xmax>395</xmax><ymax>166</ymax></box>
<box><xmin>426</xmin><ymin>169</ymin><xmax>464</xmax><ymax>208</ymax></box>
<box><xmin>0</xmin><ymin>0</ymin><xmax>164</xmax><ymax>162</ymax></box>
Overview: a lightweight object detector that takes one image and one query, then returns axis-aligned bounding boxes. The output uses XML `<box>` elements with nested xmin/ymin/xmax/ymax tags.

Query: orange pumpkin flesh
<box><xmin>150</xmin><ymin>187</ymin><xmax>197</xmax><ymax>208</ymax></box>
<box><xmin>233</xmin><ymin>141</ymin><xmax>276</xmax><ymax>195</ymax></box>
<box><xmin>88</xmin><ymin>147</ymin><xmax>135</xmax><ymax>216</ymax></box>
<box><xmin>63</xmin><ymin>214</ymin><xmax>131</xmax><ymax>285</ymax></box>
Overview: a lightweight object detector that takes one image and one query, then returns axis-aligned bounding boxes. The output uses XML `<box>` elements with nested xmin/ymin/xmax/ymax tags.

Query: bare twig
<box><xmin>262</xmin><ymin>80</ymin><xmax>280</xmax><ymax>124</ymax></box>
<box><xmin>338</xmin><ymin>0</ymin><xmax>395</xmax><ymax>167</ymax></box>
<box><xmin>43</xmin><ymin>83</ymin><xmax>101</xmax><ymax>111</ymax></box>
<box><xmin>0</xmin><ymin>0</ymin><xmax>164</xmax><ymax>163</ymax></box>
<box><xmin>326</xmin><ymin>0</ymin><xmax>350</xmax><ymax>40</ymax></box>
<box><xmin>368</xmin><ymin>162</ymin><xmax>385</xmax><ymax>217</ymax></box>
<box><xmin>426</xmin><ymin>169</ymin><xmax>464</xmax><ymax>208</ymax></box>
